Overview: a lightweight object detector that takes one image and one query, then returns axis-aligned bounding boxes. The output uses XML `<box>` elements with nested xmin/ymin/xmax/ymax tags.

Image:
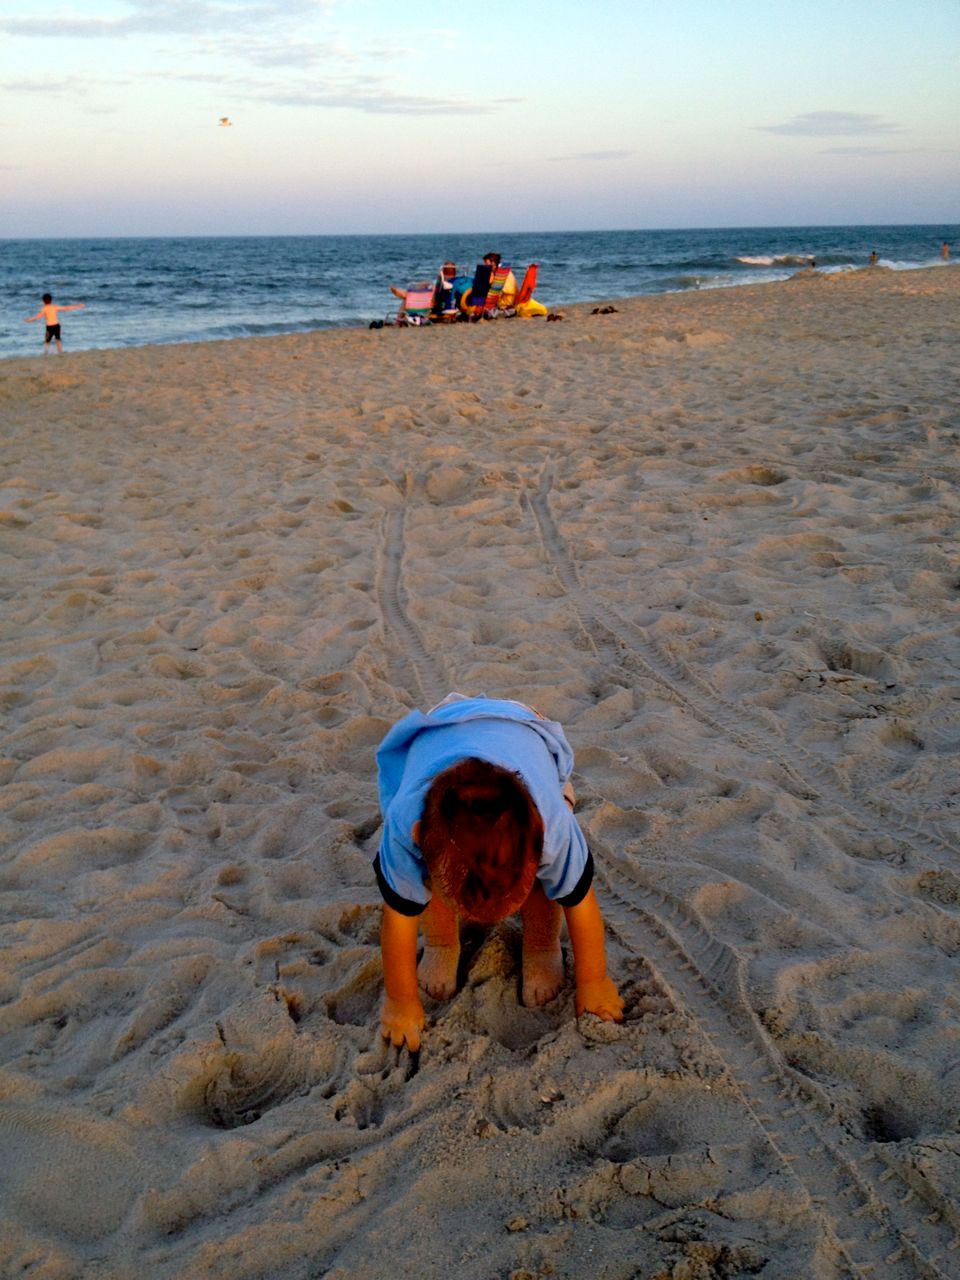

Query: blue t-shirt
<box><xmin>374</xmin><ymin>695</ymin><xmax>593</xmax><ymax>916</ymax></box>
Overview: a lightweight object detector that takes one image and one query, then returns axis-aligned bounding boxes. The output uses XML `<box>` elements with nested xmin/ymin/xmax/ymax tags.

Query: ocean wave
<box><xmin>736</xmin><ymin>254</ymin><xmax>811</xmax><ymax>267</ymax></box>
<box><xmin>882</xmin><ymin>256</ymin><xmax>956</xmax><ymax>272</ymax></box>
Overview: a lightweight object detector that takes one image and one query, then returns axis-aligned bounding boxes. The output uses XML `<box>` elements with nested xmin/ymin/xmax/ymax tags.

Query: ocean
<box><xmin>1</xmin><ymin>225</ymin><xmax>955</xmax><ymax>360</ymax></box>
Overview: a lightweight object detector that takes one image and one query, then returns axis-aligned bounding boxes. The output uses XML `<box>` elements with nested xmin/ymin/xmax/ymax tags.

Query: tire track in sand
<box><xmin>376</xmin><ymin>477</ymin><xmax>448</xmax><ymax>709</ymax></box>
<box><xmin>375</xmin><ymin>474</ymin><xmax>958</xmax><ymax>1277</ymax></box>
<box><xmin>520</xmin><ymin>462</ymin><xmax>958</xmax><ymax>1277</ymax></box>
<box><xmin>526</xmin><ymin>461</ymin><xmax>959</xmax><ymax>869</ymax></box>
<box><xmin>593</xmin><ymin>837</ymin><xmax>960</xmax><ymax>1280</ymax></box>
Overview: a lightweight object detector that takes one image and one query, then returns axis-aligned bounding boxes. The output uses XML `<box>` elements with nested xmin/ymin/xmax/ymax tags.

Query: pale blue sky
<box><xmin>1</xmin><ymin>0</ymin><xmax>957</xmax><ymax>236</ymax></box>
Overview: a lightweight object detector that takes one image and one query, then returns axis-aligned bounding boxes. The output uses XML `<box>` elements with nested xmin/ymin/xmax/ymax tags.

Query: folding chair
<box><xmin>461</xmin><ymin>262</ymin><xmax>493</xmax><ymax>319</ymax></box>
<box><xmin>393</xmin><ymin>281</ymin><xmax>435</xmax><ymax>326</ymax></box>
<box><xmin>516</xmin><ymin>263</ymin><xmax>539</xmax><ymax>305</ymax></box>
<box><xmin>480</xmin><ymin>264</ymin><xmax>512</xmax><ymax>317</ymax></box>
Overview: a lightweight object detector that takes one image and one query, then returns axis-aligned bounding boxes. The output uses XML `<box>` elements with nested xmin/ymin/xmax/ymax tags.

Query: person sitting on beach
<box><xmin>24</xmin><ymin>293</ymin><xmax>86</xmax><ymax>354</ymax></box>
<box><xmin>374</xmin><ymin>693</ymin><xmax>624</xmax><ymax>1051</ymax></box>
<box><xmin>432</xmin><ymin>261</ymin><xmax>461</xmax><ymax>318</ymax></box>
<box><xmin>389</xmin><ymin>261</ymin><xmax>460</xmax><ymax>321</ymax></box>
<box><xmin>388</xmin><ymin>283</ymin><xmax>411</xmax><ymax>319</ymax></box>
<box><xmin>482</xmin><ymin>251</ymin><xmax>519</xmax><ymax>309</ymax></box>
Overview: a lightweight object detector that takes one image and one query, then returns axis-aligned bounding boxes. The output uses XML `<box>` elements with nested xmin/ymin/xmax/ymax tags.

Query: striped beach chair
<box><xmin>481</xmin><ymin>264</ymin><xmax>512</xmax><ymax>316</ymax></box>
<box><xmin>396</xmin><ymin>281</ymin><xmax>435</xmax><ymax>326</ymax></box>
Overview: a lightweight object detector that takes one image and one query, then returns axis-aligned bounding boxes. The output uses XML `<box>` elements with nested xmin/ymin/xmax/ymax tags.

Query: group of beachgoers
<box><xmin>378</xmin><ymin>250</ymin><xmax>549</xmax><ymax>328</ymax></box>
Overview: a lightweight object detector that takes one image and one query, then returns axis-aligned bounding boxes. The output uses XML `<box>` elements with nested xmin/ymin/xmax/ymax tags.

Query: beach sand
<box><xmin>1</xmin><ymin>265</ymin><xmax>958</xmax><ymax>1280</ymax></box>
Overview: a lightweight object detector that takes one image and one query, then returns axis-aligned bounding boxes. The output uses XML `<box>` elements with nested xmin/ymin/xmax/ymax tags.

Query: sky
<box><xmin>1</xmin><ymin>0</ymin><xmax>958</xmax><ymax>237</ymax></box>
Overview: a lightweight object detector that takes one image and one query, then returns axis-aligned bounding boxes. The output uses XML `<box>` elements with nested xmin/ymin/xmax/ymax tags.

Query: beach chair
<box><xmin>462</xmin><ymin>261</ymin><xmax>493</xmax><ymax>319</ymax></box>
<box><xmin>394</xmin><ymin>281</ymin><xmax>435</xmax><ymax>326</ymax></box>
<box><xmin>516</xmin><ymin>263</ymin><xmax>539</xmax><ymax>306</ymax></box>
<box><xmin>513</xmin><ymin>262</ymin><xmax>547</xmax><ymax>317</ymax></box>
<box><xmin>481</xmin><ymin>264</ymin><xmax>512</xmax><ymax>317</ymax></box>
<box><xmin>494</xmin><ymin>263</ymin><xmax>538</xmax><ymax>318</ymax></box>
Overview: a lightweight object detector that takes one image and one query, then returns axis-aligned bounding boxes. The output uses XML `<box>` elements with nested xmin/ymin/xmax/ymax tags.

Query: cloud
<box><xmin>549</xmin><ymin>149</ymin><xmax>635</xmax><ymax>162</ymax></box>
<box><xmin>145</xmin><ymin>63</ymin><xmax>497</xmax><ymax>115</ymax></box>
<box><xmin>1</xmin><ymin>78</ymin><xmax>66</xmax><ymax>92</ymax></box>
<box><xmin>0</xmin><ymin>0</ymin><xmax>326</xmax><ymax>39</ymax></box>
<box><xmin>360</xmin><ymin>36</ymin><xmax>414</xmax><ymax>62</ymax></box>
<box><xmin>820</xmin><ymin>145</ymin><xmax>916</xmax><ymax>156</ymax></box>
<box><xmin>191</xmin><ymin>35</ymin><xmax>354</xmax><ymax>70</ymax></box>
<box><xmin>759</xmin><ymin>110</ymin><xmax>902</xmax><ymax>137</ymax></box>
<box><xmin>0</xmin><ymin>5</ymin><xmax>497</xmax><ymax>117</ymax></box>
<box><xmin>0</xmin><ymin>76</ymin><xmax>118</xmax><ymax>95</ymax></box>
<box><xmin>191</xmin><ymin>32</ymin><xmax>417</xmax><ymax>70</ymax></box>
<box><xmin>254</xmin><ymin>85</ymin><xmax>493</xmax><ymax>115</ymax></box>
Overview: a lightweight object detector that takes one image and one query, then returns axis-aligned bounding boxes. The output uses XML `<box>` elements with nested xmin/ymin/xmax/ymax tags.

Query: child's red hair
<box><xmin>418</xmin><ymin>758</ymin><xmax>543</xmax><ymax>923</ymax></box>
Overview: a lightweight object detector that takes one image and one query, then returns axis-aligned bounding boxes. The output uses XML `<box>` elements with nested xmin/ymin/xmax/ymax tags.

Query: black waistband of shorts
<box><xmin>373</xmin><ymin>852</ymin><xmax>427</xmax><ymax>916</ymax></box>
<box><xmin>553</xmin><ymin>848</ymin><xmax>594</xmax><ymax>908</ymax></box>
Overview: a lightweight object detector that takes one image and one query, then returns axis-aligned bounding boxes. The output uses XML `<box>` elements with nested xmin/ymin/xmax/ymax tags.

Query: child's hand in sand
<box><xmin>575</xmin><ymin>975</ymin><xmax>624</xmax><ymax>1022</ymax></box>
<box><xmin>380</xmin><ymin>994</ymin><xmax>425</xmax><ymax>1051</ymax></box>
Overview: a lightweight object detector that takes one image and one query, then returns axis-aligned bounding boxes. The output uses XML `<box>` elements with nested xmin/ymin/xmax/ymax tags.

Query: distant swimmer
<box><xmin>219</xmin><ymin>117</ymin><xmax>232</xmax><ymax>127</ymax></box>
<box><xmin>870</xmin><ymin>251</ymin><xmax>878</xmax><ymax>266</ymax></box>
<box><xmin>24</xmin><ymin>292</ymin><xmax>86</xmax><ymax>355</ymax></box>
<box><xmin>943</xmin><ymin>242</ymin><xmax>950</xmax><ymax>260</ymax></box>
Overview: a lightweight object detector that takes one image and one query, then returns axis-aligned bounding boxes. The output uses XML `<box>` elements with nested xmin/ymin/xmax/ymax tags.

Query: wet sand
<box><xmin>1</xmin><ymin>265</ymin><xmax>959</xmax><ymax>1280</ymax></box>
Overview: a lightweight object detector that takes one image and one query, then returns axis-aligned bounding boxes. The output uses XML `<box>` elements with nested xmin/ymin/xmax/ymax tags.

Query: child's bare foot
<box><xmin>418</xmin><ymin>943</ymin><xmax>460</xmax><ymax>1000</ymax></box>
<box><xmin>521</xmin><ymin>944</ymin><xmax>565</xmax><ymax>1007</ymax></box>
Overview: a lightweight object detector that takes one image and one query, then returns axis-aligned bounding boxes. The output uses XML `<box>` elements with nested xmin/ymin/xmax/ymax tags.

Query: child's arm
<box><xmin>60</xmin><ymin>303</ymin><xmax>86</xmax><ymax>312</ymax></box>
<box><xmin>24</xmin><ymin>311</ymin><xmax>41</xmax><ymax>323</ymax></box>
<box><xmin>563</xmin><ymin>887</ymin><xmax>624</xmax><ymax>1022</ymax></box>
<box><xmin>380</xmin><ymin>904</ymin><xmax>426</xmax><ymax>1050</ymax></box>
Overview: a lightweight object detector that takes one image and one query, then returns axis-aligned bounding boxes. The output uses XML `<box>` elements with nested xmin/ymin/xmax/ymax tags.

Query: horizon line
<box><xmin>2</xmin><ymin>220</ymin><xmax>957</xmax><ymax>243</ymax></box>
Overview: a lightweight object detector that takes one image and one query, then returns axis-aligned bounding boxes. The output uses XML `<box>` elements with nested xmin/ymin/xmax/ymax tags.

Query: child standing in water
<box><xmin>24</xmin><ymin>293</ymin><xmax>86</xmax><ymax>354</ymax></box>
<box><xmin>374</xmin><ymin>694</ymin><xmax>624</xmax><ymax>1051</ymax></box>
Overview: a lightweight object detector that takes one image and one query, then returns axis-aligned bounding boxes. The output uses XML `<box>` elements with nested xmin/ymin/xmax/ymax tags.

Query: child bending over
<box><xmin>374</xmin><ymin>694</ymin><xmax>623</xmax><ymax>1050</ymax></box>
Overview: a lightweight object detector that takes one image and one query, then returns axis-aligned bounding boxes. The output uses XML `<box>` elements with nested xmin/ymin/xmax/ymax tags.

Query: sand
<box><xmin>1</xmin><ymin>264</ymin><xmax>958</xmax><ymax>1280</ymax></box>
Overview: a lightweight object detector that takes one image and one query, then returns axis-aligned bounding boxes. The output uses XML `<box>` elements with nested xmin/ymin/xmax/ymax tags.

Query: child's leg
<box><xmin>418</xmin><ymin>893</ymin><xmax>460</xmax><ymax>1000</ymax></box>
<box><xmin>520</xmin><ymin>883</ymin><xmax>564</xmax><ymax>1007</ymax></box>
